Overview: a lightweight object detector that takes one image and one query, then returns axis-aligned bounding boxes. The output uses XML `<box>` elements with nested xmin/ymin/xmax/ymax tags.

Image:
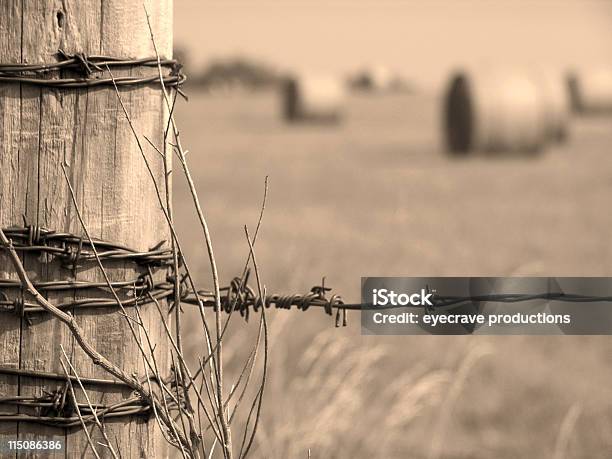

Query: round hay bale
<box><xmin>567</xmin><ymin>67</ymin><xmax>612</xmax><ymax>114</ymax></box>
<box><xmin>444</xmin><ymin>68</ymin><xmax>548</xmax><ymax>154</ymax></box>
<box><xmin>350</xmin><ymin>65</ymin><xmax>394</xmax><ymax>92</ymax></box>
<box><xmin>369</xmin><ymin>66</ymin><xmax>394</xmax><ymax>91</ymax></box>
<box><xmin>281</xmin><ymin>74</ymin><xmax>345</xmax><ymax>123</ymax></box>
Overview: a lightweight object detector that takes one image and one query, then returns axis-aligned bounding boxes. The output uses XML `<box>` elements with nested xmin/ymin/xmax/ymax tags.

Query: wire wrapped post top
<box><xmin>0</xmin><ymin>49</ymin><xmax>186</xmax><ymax>89</ymax></box>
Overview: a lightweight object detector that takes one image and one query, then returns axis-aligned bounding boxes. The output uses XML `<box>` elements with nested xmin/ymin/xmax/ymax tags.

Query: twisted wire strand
<box><xmin>0</xmin><ymin>50</ymin><xmax>186</xmax><ymax>89</ymax></box>
<box><xmin>182</xmin><ymin>277</ymin><xmax>347</xmax><ymax>325</ymax></box>
<box><xmin>184</xmin><ymin>281</ymin><xmax>612</xmax><ymax>320</ymax></box>
<box><xmin>0</xmin><ymin>52</ymin><xmax>179</xmax><ymax>73</ymax></box>
<box><xmin>1</xmin><ymin>225</ymin><xmax>173</xmax><ymax>267</ymax></box>
<box><xmin>0</xmin><ymin>392</ymin><xmax>151</xmax><ymax>428</ymax></box>
<box><xmin>0</xmin><ymin>281</ymin><xmax>175</xmax><ymax>316</ymax></box>
<box><xmin>0</xmin><ymin>367</ymin><xmax>186</xmax><ymax>427</ymax></box>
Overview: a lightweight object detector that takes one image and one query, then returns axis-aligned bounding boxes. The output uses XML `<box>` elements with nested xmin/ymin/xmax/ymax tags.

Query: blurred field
<box><xmin>173</xmin><ymin>89</ymin><xmax>612</xmax><ymax>458</ymax></box>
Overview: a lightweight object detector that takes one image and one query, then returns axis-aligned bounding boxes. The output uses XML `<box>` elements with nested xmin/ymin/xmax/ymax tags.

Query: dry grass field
<box><xmin>173</xmin><ymin>89</ymin><xmax>612</xmax><ymax>458</ymax></box>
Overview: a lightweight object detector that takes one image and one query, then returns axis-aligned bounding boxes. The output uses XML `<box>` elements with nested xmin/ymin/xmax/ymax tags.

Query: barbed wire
<box><xmin>3</xmin><ymin>224</ymin><xmax>609</xmax><ymax>327</ymax></box>
<box><xmin>1</xmin><ymin>225</ymin><xmax>173</xmax><ymax>268</ymax></box>
<box><xmin>0</xmin><ymin>51</ymin><xmax>179</xmax><ymax>74</ymax></box>
<box><xmin>0</xmin><ymin>271</ymin><xmax>348</xmax><ymax>325</ymax></box>
<box><xmin>0</xmin><ymin>391</ymin><xmax>151</xmax><ymax>428</ymax></box>
<box><xmin>0</xmin><ymin>366</ymin><xmax>186</xmax><ymax>428</ymax></box>
<box><xmin>0</xmin><ymin>278</ymin><xmax>175</xmax><ymax>318</ymax></box>
<box><xmin>0</xmin><ymin>50</ymin><xmax>186</xmax><ymax>89</ymax></box>
<box><xmin>183</xmin><ymin>275</ymin><xmax>348</xmax><ymax>326</ymax></box>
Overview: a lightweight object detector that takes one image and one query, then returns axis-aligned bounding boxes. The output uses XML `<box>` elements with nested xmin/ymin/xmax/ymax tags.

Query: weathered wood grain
<box><xmin>0</xmin><ymin>0</ymin><xmax>25</xmax><ymax>451</ymax></box>
<box><xmin>0</xmin><ymin>1</ymin><xmax>172</xmax><ymax>457</ymax></box>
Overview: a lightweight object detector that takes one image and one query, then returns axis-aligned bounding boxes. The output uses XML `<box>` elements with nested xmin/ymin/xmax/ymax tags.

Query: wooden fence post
<box><xmin>0</xmin><ymin>1</ymin><xmax>173</xmax><ymax>456</ymax></box>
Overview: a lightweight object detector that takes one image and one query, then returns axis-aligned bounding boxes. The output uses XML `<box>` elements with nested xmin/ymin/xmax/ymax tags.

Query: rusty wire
<box><xmin>1</xmin><ymin>226</ymin><xmax>350</xmax><ymax>326</ymax></box>
<box><xmin>0</xmin><ymin>366</ymin><xmax>188</xmax><ymax>428</ymax></box>
<box><xmin>183</xmin><ymin>275</ymin><xmax>347</xmax><ymax>326</ymax></box>
<box><xmin>0</xmin><ymin>50</ymin><xmax>185</xmax><ymax>89</ymax></box>
<box><xmin>0</xmin><ymin>279</ymin><xmax>175</xmax><ymax>317</ymax></box>
<box><xmin>0</xmin><ymin>387</ymin><xmax>161</xmax><ymax>428</ymax></box>
<box><xmin>2</xmin><ymin>225</ymin><xmax>173</xmax><ymax>267</ymax></box>
<box><xmin>0</xmin><ymin>272</ymin><xmax>347</xmax><ymax>325</ymax></box>
<box><xmin>0</xmin><ymin>225</ymin><xmax>177</xmax><ymax>319</ymax></box>
<box><xmin>0</xmin><ymin>275</ymin><xmax>346</xmax><ymax>325</ymax></box>
<box><xmin>6</xmin><ymin>223</ymin><xmax>603</xmax><ymax>324</ymax></box>
<box><xmin>0</xmin><ymin>392</ymin><xmax>151</xmax><ymax>428</ymax></box>
<box><xmin>184</xmin><ymin>279</ymin><xmax>612</xmax><ymax>330</ymax></box>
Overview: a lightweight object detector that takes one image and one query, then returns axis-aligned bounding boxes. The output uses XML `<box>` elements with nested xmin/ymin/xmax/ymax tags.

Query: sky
<box><xmin>174</xmin><ymin>1</ymin><xmax>612</xmax><ymax>91</ymax></box>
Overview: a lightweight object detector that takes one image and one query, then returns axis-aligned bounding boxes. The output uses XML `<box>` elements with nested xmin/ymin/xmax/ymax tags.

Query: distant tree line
<box><xmin>174</xmin><ymin>47</ymin><xmax>282</xmax><ymax>91</ymax></box>
<box><xmin>173</xmin><ymin>46</ymin><xmax>414</xmax><ymax>94</ymax></box>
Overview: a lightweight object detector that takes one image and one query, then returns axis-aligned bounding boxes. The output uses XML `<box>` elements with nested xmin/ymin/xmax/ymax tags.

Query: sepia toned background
<box><xmin>171</xmin><ymin>1</ymin><xmax>612</xmax><ymax>457</ymax></box>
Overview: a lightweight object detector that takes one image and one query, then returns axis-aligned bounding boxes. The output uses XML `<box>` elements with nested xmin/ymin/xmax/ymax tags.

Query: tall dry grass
<box><xmin>213</xmin><ymin>312</ymin><xmax>491</xmax><ymax>459</ymax></box>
